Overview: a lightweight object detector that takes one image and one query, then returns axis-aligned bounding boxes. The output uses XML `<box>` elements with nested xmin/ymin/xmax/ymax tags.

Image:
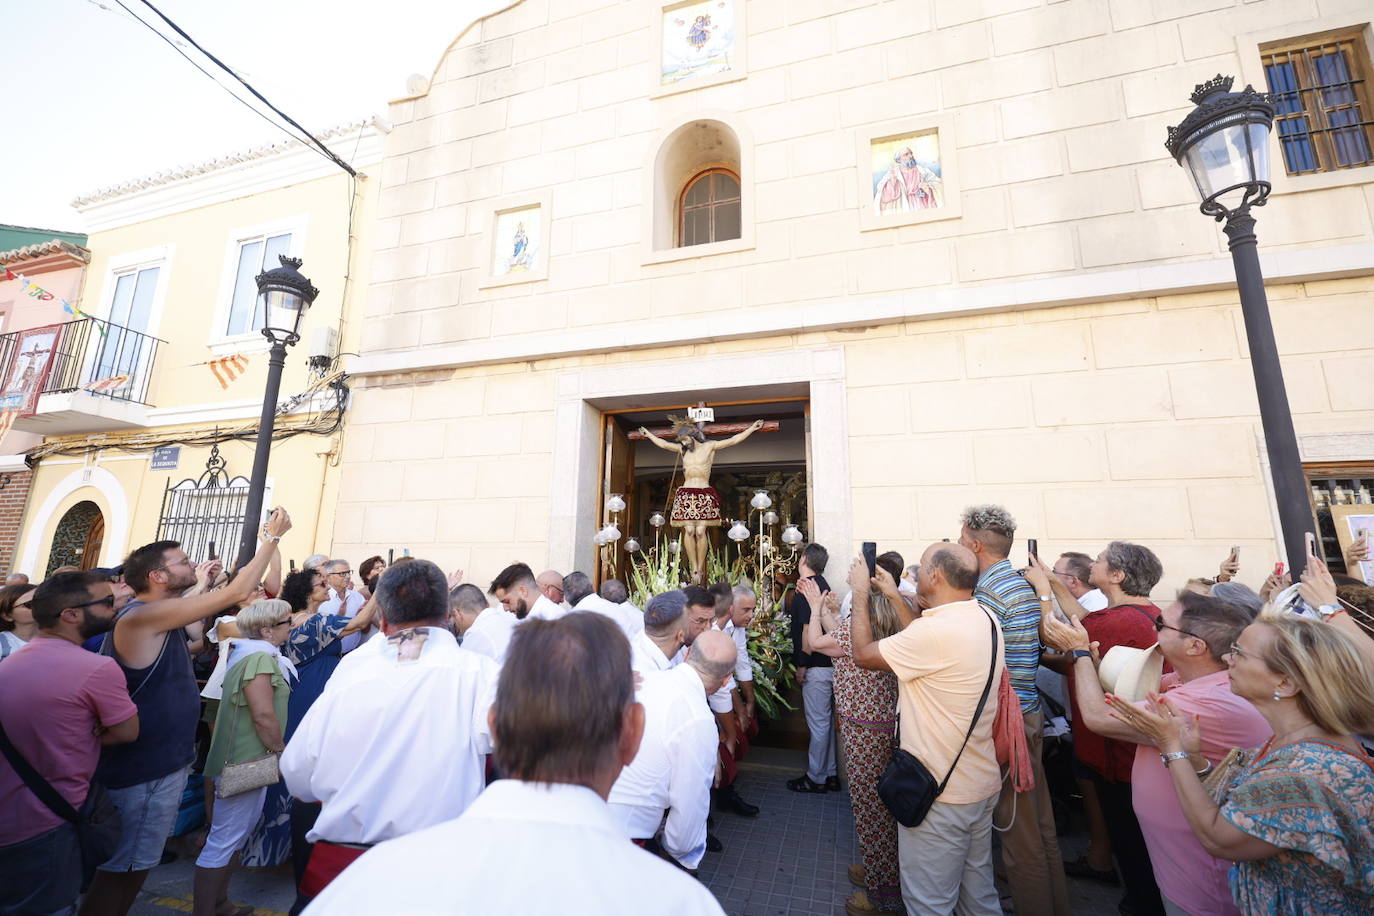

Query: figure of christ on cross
<box><xmin>637</xmin><ymin>416</ymin><xmax>767</xmax><ymax>584</ymax></box>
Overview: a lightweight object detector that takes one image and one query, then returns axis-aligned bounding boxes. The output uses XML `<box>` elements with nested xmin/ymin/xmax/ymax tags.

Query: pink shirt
<box><xmin>1131</xmin><ymin>670</ymin><xmax>1271</xmax><ymax>916</ymax></box>
<box><xmin>0</xmin><ymin>637</ymin><xmax>138</xmax><ymax>844</ymax></box>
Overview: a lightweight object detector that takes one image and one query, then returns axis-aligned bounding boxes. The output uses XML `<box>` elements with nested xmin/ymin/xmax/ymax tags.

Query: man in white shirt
<box><xmin>564</xmin><ymin>571</ymin><xmax>640</xmax><ymax>640</ymax></box>
<box><xmin>631</xmin><ymin>590</ymin><xmax>701</xmax><ymax>674</ymax></box>
<box><xmin>712</xmin><ymin>585</ymin><xmax>760</xmax><ymax>819</ymax></box>
<box><xmin>319</xmin><ymin>559</ymin><xmax>366</xmax><ymax>652</ymax></box>
<box><xmin>599</xmin><ymin>579</ymin><xmax>644</xmax><ymax>637</ymax></box>
<box><xmin>490</xmin><ymin>562</ymin><xmax>565</xmax><ymax>622</ymax></box>
<box><xmin>536</xmin><ymin>568</ymin><xmax>567</xmax><ymax>608</ymax></box>
<box><xmin>281</xmin><ymin>560</ymin><xmax>499</xmax><ymax>909</ymax></box>
<box><xmin>304</xmin><ymin>612</ymin><xmax>726</xmax><ymax>916</ymax></box>
<box><xmin>450</xmin><ymin>582</ymin><xmax>514</xmax><ymax>664</ymax></box>
<box><xmin>608</xmin><ymin>629</ymin><xmax>735</xmax><ymax>871</ymax></box>
<box><xmin>1053</xmin><ymin>551</ymin><xmax>1109</xmax><ymax>615</ymax></box>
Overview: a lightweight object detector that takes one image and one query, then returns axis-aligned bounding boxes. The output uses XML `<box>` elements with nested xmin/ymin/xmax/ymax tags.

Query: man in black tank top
<box><xmin>80</xmin><ymin>509</ymin><xmax>292</xmax><ymax>916</ymax></box>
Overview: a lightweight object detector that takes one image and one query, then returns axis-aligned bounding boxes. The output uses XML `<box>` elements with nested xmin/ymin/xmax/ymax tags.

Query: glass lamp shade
<box><xmin>1165</xmin><ymin>75</ymin><xmax>1275</xmax><ymax>217</ymax></box>
<box><xmin>624</xmin><ymin>537</ymin><xmax>641</xmax><ymax>553</ymax></box>
<box><xmin>781</xmin><ymin>524</ymin><xmax>804</xmax><ymax>546</ymax></box>
<box><xmin>601</xmin><ymin>524</ymin><xmax>622</xmax><ymax>542</ymax></box>
<box><xmin>750</xmin><ymin>491</ymin><xmax>772</xmax><ymax>510</ymax></box>
<box><xmin>592</xmin><ymin>530</ymin><xmax>609</xmax><ymax>546</ymax></box>
<box><xmin>666</xmin><ymin>539</ymin><xmax>681</xmax><ymax>554</ymax></box>
<box><xmin>606</xmin><ymin>493</ymin><xmax>627</xmax><ymax>513</ymax></box>
<box><xmin>762</xmin><ymin>510</ymin><xmax>779</xmax><ymax>526</ymax></box>
<box><xmin>254</xmin><ymin>255</ymin><xmax>319</xmax><ymax>340</ymax></box>
<box><xmin>727</xmin><ymin>520</ymin><xmax>751</xmax><ymax>542</ymax></box>
<box><xmin>649</xmin><ymin>512</ymin><xmax>666</xmax><ymax>528</ymax></box>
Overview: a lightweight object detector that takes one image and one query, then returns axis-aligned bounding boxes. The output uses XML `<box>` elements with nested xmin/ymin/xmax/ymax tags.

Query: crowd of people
<box><xmin>0</xmin><ymin>502</ymin><xmax>1372</xmax><ymax>916</ymax></box>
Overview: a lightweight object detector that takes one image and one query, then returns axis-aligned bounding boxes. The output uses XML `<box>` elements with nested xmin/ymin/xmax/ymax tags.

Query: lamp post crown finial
<box><xmin>1190</xmin><ymin>74</ymin><xmax>1234</xmax><ymax>105</ymax></box>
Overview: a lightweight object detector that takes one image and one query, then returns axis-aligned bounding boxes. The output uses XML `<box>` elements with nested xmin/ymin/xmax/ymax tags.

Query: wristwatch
<box><xmin>1038</xmin><ymin>594</ymin><xmax>1052</xmax><ymax>602</ymax></box>
<box><xmin>1316</xmin><ymin>603</ymin><xmax>1341</xmax><ymax>620</ymax></box>
<box><xmin>1071</xmin><ymin>649</ymin><xmax>1093</xmax><ymax>661</ymax></box>
<box><xmin>1160</xmin><ymin>750</ymin><xmax>1190</xmax><ymax>765</ymax></box>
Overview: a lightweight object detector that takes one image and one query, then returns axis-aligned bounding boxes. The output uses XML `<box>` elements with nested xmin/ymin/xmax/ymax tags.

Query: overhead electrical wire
<box><xmin>110</xmin><ymin>0</ymin><xmax>355</xmax><ymax>176</ymax></box>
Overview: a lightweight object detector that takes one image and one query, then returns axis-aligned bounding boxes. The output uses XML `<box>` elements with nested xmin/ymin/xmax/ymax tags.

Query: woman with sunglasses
<box><xmin>194</xmin><ymin>598</ymin><xmax>296</xmax><ymax>916</ymax></box>
<box><xmin>1109</xmin><ymin>612</ymin><xmax>1374</xmax><ymax>915</ymax></box>
<box><xmin>0</xmin><ymin>583</ymin><xmax>38</xmax><ymax>662</ymax></box>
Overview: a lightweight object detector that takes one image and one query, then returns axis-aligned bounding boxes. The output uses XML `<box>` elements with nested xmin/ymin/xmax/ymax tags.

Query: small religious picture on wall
<box><xmin>869</xmin><ymin>131</ymin><xmax>945</xmax><ymax>216</ymax></box>
<box><xmin>661</xmin><ymin>0</ymin><xmax>735</xmax><ymax>87</ymax></box>
<box><xmin>491</xmin><ymin>205</ymin><xmax>540</xmax><ymax>278</ymax></box>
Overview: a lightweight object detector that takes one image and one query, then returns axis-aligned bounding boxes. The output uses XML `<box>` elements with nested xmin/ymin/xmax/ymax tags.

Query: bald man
<box><xmin>608</xmin><ymin>629</ymin><xmax>737</xmax><ymax>873</ymax></box>
<box><xmin>536</xmin><ymin>570</ymin><xmax>566</xmax><ymax>608</ymax></box>
<box><xmin>849</xmin><ymin>543</ymin><xmax>1006</xmax><ymax>916</ymax></box>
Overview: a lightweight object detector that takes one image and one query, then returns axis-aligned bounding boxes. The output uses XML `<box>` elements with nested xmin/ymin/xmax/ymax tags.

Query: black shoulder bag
<box><xmin>877</xmin><ymin>610</ymin><xmax>998</xmax><ymax>828</ymax></box>
<box><xmin>0</xmin><ymin>719</ymin><xmax>122</xmax><ymax>889</ymax></box>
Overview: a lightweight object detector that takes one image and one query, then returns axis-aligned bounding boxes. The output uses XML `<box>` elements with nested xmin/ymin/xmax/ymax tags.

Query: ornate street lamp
<box><xmin>1166</xmin><ymin>75</ymin><xmax>1309</xmax><ymax>574</ymax></box>
<box><xmin>235</xmin><ymin>255</ymin><xmax>319</xmax><ymax>567</ymax></box>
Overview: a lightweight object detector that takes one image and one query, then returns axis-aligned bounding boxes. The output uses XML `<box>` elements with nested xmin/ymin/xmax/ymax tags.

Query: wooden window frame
<box><xmin>677</xmin><ymin>168</ymin><xmax>741</xmax><ymax>248</ymax></box>
<box><xmin>1261</xmin><ymin>28</ymin><xmax>1374</xmax><ymax>176</ymax></box>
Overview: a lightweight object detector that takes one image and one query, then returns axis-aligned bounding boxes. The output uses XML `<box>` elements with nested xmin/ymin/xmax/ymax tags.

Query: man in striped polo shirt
<box><xmin>959</xmin><ymin>505</ymin><xmax>1070</xmax><ymax>916</ymax></box>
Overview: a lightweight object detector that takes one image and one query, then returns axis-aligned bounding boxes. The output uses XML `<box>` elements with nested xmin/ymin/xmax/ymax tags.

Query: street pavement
<box><xmin>128</xmin><ymin>751</ymin><xmax>1123</xmax><ymax>915</ymax></box>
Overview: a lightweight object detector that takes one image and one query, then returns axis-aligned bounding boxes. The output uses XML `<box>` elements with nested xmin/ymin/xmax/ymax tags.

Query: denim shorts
<box><xmin>98</xmin><ymin>765</ymin><xmax>192</xmax><ymax>872</ymax></box>
<box><xmin>0</xmin><ymin>821</ymin><xmax>82</xmax><ymax>913</ymax></box>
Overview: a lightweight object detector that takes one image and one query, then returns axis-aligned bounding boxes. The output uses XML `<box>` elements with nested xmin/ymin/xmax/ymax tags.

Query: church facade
<box><xmin>335</xmin><ymin>0</ymin><xmax>1374</xmax><ymax>594</ymax></box>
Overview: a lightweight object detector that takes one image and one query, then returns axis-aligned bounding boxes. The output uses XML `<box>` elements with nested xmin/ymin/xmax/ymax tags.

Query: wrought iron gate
<box><xmin>156</xmin><ymin>444</ymin><xmax>250</xmax><ymax>563</ymax></box>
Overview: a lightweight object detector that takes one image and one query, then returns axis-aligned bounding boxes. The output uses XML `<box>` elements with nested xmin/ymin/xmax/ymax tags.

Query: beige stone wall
<box><xmin>333</xmin><ymin>276</ymin><xmax>1374</xmax><ymax>597</ymax></box>
<box><xmin>361</xmin><ymin>0</ymin><xmax>1374</xmax><ymax>354</ymax></box>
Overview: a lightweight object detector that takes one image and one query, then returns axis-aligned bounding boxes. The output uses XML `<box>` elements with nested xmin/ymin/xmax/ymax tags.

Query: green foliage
<box><xmin>626</xmin><ymin>545</ymin><xmax>795</xmax><ymax>719</ymax></box>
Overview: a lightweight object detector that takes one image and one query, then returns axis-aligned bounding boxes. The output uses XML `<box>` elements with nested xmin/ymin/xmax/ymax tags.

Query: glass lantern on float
<box><xmin>762</xmin><ymin>510</ymin><xmax>779</xmax><ymax>526</ymax></box>
<box><xmin>624</xmin><ymin>537</ymin><xmax>641</xmax><ymax>554</ymax></box>
<box><xmin>727</xmin><ymin>520</ymin><xmax>751</xmax><ymax>542</ymax></box>
<box><xmin>781</xmin><ymin>524</ymin><xmax>804</xmax><ymax>547</ymax></box>
<box><xmin>606</xmin><ymin>493</ymin><xmax>627</xmax><ymax>513</ymax></box>
<box><xmin>749</xmin><ymin>491</ymin><xmax>772</xmax><ymax>510</ymax></box>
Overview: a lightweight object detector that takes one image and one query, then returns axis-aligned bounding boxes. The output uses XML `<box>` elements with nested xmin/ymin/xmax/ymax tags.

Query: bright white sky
<box><xmin>2</xmin><ymin>0</ymin><xmax>502</xmax><ymax>233</ymax></box>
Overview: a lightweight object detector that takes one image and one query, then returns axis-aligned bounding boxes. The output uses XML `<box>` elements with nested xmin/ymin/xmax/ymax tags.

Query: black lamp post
<box><xmin>1166</xmin><ymin>75</ymin><xmax>1311</xmax><ymax>575</ymax></box>
<box><xmin>235</xmin><ymin>255</ymin><xmax>319</xmax><ymax>569</ymax></box>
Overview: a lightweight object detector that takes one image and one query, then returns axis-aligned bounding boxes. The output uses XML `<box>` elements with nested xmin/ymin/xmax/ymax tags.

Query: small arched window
<box><xmin>679</xmin><ymin>169</ymin><xmax>741</xmax><ymax>247</ymax></box>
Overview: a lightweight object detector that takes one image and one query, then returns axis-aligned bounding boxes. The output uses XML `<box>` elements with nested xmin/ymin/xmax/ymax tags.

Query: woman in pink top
<box><xmin>1043</xmin><ymin>590</ymin><xmax>1269</xmax><ymax>916</ymax></box>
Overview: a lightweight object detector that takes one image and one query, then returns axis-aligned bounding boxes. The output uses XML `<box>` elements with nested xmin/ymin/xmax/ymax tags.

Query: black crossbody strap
<box><xmin>0</xmin><ymin>718</ymin><xmax>80</xmax><ymax>824</ymax></box>
<box><xmin>936</xmin><ymin>611</ymin><xmax>999</xmax><ymax>794</ymax></box>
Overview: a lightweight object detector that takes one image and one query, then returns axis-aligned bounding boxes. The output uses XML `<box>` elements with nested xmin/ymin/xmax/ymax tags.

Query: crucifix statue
<box><xmin>637</xmin><ymin>413</ymin><xmax>768</xmax><ymax>583</ymax></box>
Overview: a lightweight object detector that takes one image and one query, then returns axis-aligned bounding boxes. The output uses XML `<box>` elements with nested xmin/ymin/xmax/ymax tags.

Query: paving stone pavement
<box><xmin>124</xmin><ymin>757</ymin><xmax>1126</xmax><ymax>915</ymax></box>
<box><xmin>700</xmin><ymin>761</ymin><xmax>1123</xmax><ymax>916</ymax></box>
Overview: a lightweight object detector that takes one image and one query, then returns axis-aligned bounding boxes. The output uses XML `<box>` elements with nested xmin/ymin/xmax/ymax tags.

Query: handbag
<box><xmin>877</xmin><ymin>610</ymin><xmax>999</xmax><ymax>828</ymax></box>
<box><xmin>214</xmin><ymin>660</ymin><xmax>281</xmax><ymax>799</ymax></box>
<box><xmin>0</xmin><ymin>718</ymin><xmax>122</xmax><ymax>889</ymax></box>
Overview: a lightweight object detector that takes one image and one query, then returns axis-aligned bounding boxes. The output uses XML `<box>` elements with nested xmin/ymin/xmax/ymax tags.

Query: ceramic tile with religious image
<box><xmin>856</xmin><ymin>115</ymin><xmax>963</xmax><ymax>231</ymax></box>
<box><xmin>653</xmin><ymin>0</ymin><xmax>745</xmax><ymax>96</ymax></box>
<box><xmin>481</xmin><ymin>191</ymin><xmax>551</xmax><ymax>288</ymax></box>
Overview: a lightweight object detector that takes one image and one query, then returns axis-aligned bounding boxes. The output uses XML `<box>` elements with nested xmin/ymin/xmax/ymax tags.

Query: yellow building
<box><xmin>11</xmin><ymin>120</ymin><xmax>386</xmax><ymax>576</ymax></box>
<box><xmin>332</xmin><ymin>1</ymin><xmax>1374</xmax><ymax>598</ymax></box>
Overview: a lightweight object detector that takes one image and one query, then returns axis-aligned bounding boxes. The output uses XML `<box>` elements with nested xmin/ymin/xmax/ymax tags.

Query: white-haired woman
<box><xmin>1109</xmin><ymin>612</ymin><xmax>1374</xmax><ymax>915</ymax></box>
<box><xmin>194</xmin><ymin>599</ymin><xmax>295</xmax><ymax>916</ymax></box>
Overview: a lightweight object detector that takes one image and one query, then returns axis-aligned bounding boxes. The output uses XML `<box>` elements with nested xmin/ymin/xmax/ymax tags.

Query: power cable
<box><xmin>131</xmin><ymin>0</ymin><xmax>356</xmax><ymax>177</ymax></box>
<box><xmin>109</xmin><ymin>0</ymin><xmax>323</xmax><ymax>158</ymax></box>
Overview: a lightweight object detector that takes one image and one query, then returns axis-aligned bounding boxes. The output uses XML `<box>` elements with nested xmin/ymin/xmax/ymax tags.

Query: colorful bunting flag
<box><xmin>207</xmin><ymin>354</ymin><xmax>250</xmax><ymax>389</ymax></box>
<box><xmin>82</xmin><ymin>375</ymin><xmax>131</xmax><ymax>393</ymax></box>
<box><xmin>3</xmin><ymin>269</ymin><xmax>106</xmax><ymax>336</ymax></box>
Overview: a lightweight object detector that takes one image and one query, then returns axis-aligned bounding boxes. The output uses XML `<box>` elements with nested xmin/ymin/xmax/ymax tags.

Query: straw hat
<box><xmin>1097</xmin><ymin>644</ymin><xmax>1164</xmax><ymax>703</ymax></box>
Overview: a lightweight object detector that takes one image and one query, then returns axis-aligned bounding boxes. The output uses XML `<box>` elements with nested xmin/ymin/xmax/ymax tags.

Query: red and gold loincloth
<box><xmin>670</xmin><ymin>486</ymin><xmax>722</xmax><ymax>527</ymax></box>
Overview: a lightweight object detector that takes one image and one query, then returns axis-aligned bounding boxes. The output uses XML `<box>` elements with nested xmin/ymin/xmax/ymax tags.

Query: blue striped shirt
<box><xmin>975</xmin><ymin>560</ymin><xmax>1042</xmax><ymax>715</ymax></box>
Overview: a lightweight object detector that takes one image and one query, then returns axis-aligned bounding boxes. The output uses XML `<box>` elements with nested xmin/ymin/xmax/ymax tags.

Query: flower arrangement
<box><xmin>626</xmin><ymin>545</ymin><xmax>796</xmax><ymax>719</ymax></box>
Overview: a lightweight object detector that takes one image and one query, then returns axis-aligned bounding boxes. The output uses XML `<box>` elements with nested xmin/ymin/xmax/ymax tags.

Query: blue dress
<box><xmin>239</xmin><ymin>614</ymin><xmax>349</xmax><ymax>867</ymax></box>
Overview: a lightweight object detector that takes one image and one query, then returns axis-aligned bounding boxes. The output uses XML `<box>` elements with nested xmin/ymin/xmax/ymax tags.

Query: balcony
<box><xmin>0</xmin><ymin>317</ymin><xmax>163</xmax><ymax>435</ymax></box>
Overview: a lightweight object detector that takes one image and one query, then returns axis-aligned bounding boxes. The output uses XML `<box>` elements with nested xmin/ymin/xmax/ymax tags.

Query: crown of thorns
<box><xmin>667</xmin><ymin>414</ymin><xmax>707</xmax><ymax>442</ymax></box>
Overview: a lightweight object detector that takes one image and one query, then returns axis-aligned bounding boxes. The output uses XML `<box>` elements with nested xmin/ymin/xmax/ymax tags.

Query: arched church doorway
<box><xmin>46</xmin><ymin>500</ymin><xmax>105</xmax><ymax>576</ymax></box>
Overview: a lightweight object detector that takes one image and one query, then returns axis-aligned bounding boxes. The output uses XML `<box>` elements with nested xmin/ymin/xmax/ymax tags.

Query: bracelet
<box><xmin>1160</xmin><ymin>750</ymin><xmax>1190</xmax><ymax>766</ymax></box>
<box><xmin>1195</xmin><ymin>758</ymin><xmax>1214</xmax><ymax>777</ymax></box>
<box><xmin>1038</xmin><ymin>594</ymin><xmax>1052</xmax><ymax>602</ymax></box>
<box><xmin>262</xmin><ymin>534</ymin><xmax>282</xmax><ymax>543</ymax></box>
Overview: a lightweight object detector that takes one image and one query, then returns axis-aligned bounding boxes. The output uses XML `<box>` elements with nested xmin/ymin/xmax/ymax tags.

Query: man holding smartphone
<box><xmin>958</xmin><ymin>506</ymin><xmax>1070</xmax><ymax>916</ymax></box>
<box><xmin>786</xmin><ymin>543</ymin><xmax>837</xmax><ymax>794</ymax></box>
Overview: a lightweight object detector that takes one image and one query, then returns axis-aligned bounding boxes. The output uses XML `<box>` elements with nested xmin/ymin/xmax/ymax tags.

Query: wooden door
<box><xmin>601</xmin><ymin>416</ymin><xmax>636</xmax><ymax>585</ymax></box>
<box><xmin>80</xmin><ymin>513</ymin><xmax>105</xmax><ymax>571</ymax></box>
